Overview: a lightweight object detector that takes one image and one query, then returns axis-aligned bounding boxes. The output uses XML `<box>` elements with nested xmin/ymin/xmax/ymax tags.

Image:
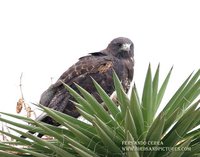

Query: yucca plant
<box><xmin>0</xmin><ymin>64</ymin><xmax>199</xmax><ymax>157</ymax></box>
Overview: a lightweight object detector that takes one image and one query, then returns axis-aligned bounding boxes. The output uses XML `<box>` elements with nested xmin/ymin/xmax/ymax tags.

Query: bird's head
<box><xmin>106</xmin><ymin>37</ymin><xmax>134</xmax><ymax>60</ymax></box>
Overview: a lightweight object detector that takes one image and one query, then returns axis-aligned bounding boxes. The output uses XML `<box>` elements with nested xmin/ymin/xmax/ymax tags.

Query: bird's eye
<box><xmin>116</xmin><ymin>43</ymin><xmax>122</xmax><ymax>47</ymax></box>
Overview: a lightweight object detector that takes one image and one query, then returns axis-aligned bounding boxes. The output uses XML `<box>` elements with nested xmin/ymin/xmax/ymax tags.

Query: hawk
<box><xmin>25</xmin><ymin>37</ymin><xmax>134</xmax><ymax>137</ymax></box>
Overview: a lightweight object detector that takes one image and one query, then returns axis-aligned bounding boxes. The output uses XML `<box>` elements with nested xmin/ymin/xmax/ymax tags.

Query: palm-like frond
<box><xmin>0</xmin><ymin>65</ymin><xmax>199</xmax><ymax>157</ymax></box>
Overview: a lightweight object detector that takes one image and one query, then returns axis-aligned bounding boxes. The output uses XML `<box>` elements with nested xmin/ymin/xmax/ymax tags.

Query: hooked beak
<box><xmin>120</xmin><ymin>43</ymin><xmax>131</xmax><ymax>51</ymax></box>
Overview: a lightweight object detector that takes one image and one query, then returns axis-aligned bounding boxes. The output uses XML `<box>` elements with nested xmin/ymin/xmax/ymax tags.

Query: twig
<box><xmin>19</xmin><ymin>73</ymin><xmax>24</xmax><ymax>100</ymax></box>
<box><xmin>17</xmin><ymin>73</ymin><xmax>36</xmax><ymax>118</ymax></box>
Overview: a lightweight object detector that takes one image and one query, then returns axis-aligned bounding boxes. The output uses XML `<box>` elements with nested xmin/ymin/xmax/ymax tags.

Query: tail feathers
<box><xmin>21</xmin><ymin>86</ymin><xmax>72</xmax><ymax>138</ymax></box>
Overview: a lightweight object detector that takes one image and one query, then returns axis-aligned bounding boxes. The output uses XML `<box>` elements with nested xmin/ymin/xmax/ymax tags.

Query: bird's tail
<box><xmin>20</xmin><ymin>89</ymin><xmax>73</xmax><ymax>138</ymax></box>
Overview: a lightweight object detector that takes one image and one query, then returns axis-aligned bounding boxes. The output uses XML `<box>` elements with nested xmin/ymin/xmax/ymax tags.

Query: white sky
<box><xmin>0</xmin><ymin>0</ymin><xmax>199</xmax><ymax>117</ymax></box>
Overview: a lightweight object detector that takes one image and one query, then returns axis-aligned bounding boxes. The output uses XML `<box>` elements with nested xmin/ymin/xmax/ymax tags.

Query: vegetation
<box><xmin>0</xmin><ymin>64</ymin><xmax>199</xmax><ymax>157</ymax></box>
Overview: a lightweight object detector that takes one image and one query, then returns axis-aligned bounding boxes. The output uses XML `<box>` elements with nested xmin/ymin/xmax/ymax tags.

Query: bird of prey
<box><xmin>26</xmin><ymin>37</ymin><xmax>134</xmax><ymax>137</ymax></box>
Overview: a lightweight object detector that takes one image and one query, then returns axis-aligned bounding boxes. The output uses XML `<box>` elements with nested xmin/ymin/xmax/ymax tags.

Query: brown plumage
<box><xmin>22</xmin><ymin>37</ymin><xmax>134</xmax><ymax>138</ymax></box>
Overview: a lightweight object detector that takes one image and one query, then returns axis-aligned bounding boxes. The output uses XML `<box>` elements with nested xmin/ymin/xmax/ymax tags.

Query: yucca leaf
<box><xmin>0</xmin><ymin>112</ymin><xmax>34</xmax><ymax>125</ymax></box>
<box><xmin>9</xmin><ymin>127</ymin><xmax>75</xmax><ymax>157</ymax></box>
<box><xmin>113</xmin><ymin>71</ymin><xmax>129</xmax><ymax>119</ymax></box>
<box><xmin>92</xmin><ymin>78</ymin><xmax>122</xmax><ymax>123</ymax></box>
<box><xmin>130</xmin><ymin>84</ymin><xmax>144</xmax><ymax>139</ymax></box>
<box><xmin>133</xmin><ymin>83</ymin><xmax>141</xmax><ymax>105</ymax></box>
<box><xmin>154</xmin><ymin>66</ymin><xmax>173</xmax><ymax>115</ymax></box>
<box><xmin>145</xmin><ymin>112</ymin><xmax>165</xmax><ymax>141</ymax></box>
<box><xmin>0</xmin><ymin>129</ymin><xmax>50</xmax><ymax>152</ymax></box>
<box><xmin>142</xmin><ymin>64</ymin><xmax>153</xmax><ymax>130</ymax></box>
<box><xmin>162</xmin><ymin>72</ymin><xmax>193</xmax><ymax>113</ymax></box>
<box><xmin>185</xmin><ymin>128</ymin><xmax>200</xmax><ymax>139</ymax></box>
<box><xmin>36</xmin><ymin>106</ymin><xmax>100</xmax><ymax>142</ymax></box>
<box><xmin>63</xmin><ymin>121</ymin><xmax>98</xmax><ymax>145</ymax></box>
<box><xmin>168</xmin><ymin>138</ymin><xmax>191</xmax><ymax>157</ymax></box>
<box><xmin>0</xmin><ymin>151</ymin><xmax>19</xmax><ymax>157</ymax></box>
<box><xmin>0</xmin><ymin>65</ymin><xmax>199</xmax><ymax>157</ymax></box>
<box><xmin>46</xmin><ymin>106</ymin><xmax>95</xmax><ymax>133</ymax></box>
<box><xmin>70</xmin><ymin>100</ymin><xmax>95</xmax><ymax>121</ymax></box>
<box><xmin>76</xmin><ymin>106</ymin><xmax>95</xmax><ymax>122</ymax></box>
<box><xmin>0</xmin><ymin>112</ymin><xmax>34</xmax><ymax>122</ymax></box>
<box><xmin>69</xmin><ymin>144</ymin><xmax>97</xmax><ymax>157</ymax></box>
<box><xmin>38</xmin><ymin>104</ymin><xmax>96</xmax><ymax>138</ymax></box>
<box><xmin>0</xmin><ymin>109</ymin><xmax>89</xmax><ymax>138</ymax></box>
<box><xmin>190</xmin><ymin>138</ymin><xmax>200</xmax><ymax>151</ymax></box>
<box><xmin>93</xmin><ymin>116</ymin><xmax>123</xmax><ymax>146</ymax></box>
<box><xmin>75</xmin><ymin>83</ymin><xmax>115</xmax><ymax>127</ymax></box>
<box><xmin>63</xmin><ymin>121</ymin><xmax>107</xmax><ymax>155</ymax></box>
<box><xmin>125</xmin><ymin>107</ymin><xmax>138</xmax><ymax>140</ymax></box>
<box><xmin>179</xmin><ymin>81</ymin><xmax>200</xmax><ymax>107</ymax></box>
<box><xmin>63</xmin><ymin>121</ymin><xmax>94</xmax><ymax>145</ymax></box>
<box><xmin>94</xmin><ymin>121</ymin><xmax>122</xmax><ymax>155</ymax></box>
<box><xmin>163</xmin><ymin>108</ymin><xmax>181</xmax><ymax>134</ymax></box>
<box><xmin>164</xmin><ymin>69</ymin><xmax>200</xmax><ymax>116</ymax></box>
<box><xmin>182</xmin><ymin>143</ymin><xmax>200</xmax><ymax>157</ymax></box>
<box><xmin>144</xmin><ymin>112</ymin><xmax>165</xmax><ymax>157</ymax></box>
<box><xmin>61</xmin><ymin>81</ymin><xmax>95</xmax><ymax>115</ymax></box>
<box><xmin>33</xmin><ymin>121</ymin><xmax>69</xmax><ymax>145</ymax></box>
<box><xmin>64</xmin><ymin>135</ymin><xmax>100</xmax><ymax>157</ymax></box>
<box><xmin>0</xmin><ymin>114</ymin><xmax>47</xmax><ymax>136</ymax></box>
<box><xmin>161</xmin><ymin>108</ymin><xmax>199</xmax><ymax>157</ymax></box>
<box><xmin>64</xmin><ymin>136</ymin><xmax>106</xmax><ymax>156</ymax></box>
<box><xmin>41</xmin><ymin>123</ymin><xmax>76</xmax><ymax>139</ymax></box>
<box><xmin>172</xmin><ymin>80</ymin><xmax>200</xmax><ymax>114</ymax></box>
<box><xmin>125</xmin><ymin>131</ymin><xmax>140</xmax><ymax>157</ymax></box>
<box><xmin>163</xmin><ymin>99</ymin><xmax>199</xmax><ymax>137</ymax></box>
<box><xmin>152</xmin><ymin>64</ymin><xmax>159</xmax><ymax>115</ymax></box>
<box><xmin>170</xmin><ymin>100</ymin><xmax>199</xmax><ymax>133</ymax></box>
<box><xmin>0</xmin><ymin>144</ymin><xmax>50</xmax><ymax>157</ymax></box>
<box><xmin>163</xmin><ymin>113</ymin><xmax>198</xmax><ymax>147</ymax></box>
<box><xmin>180</xmin><ymin>69</ymin><xmax>199</xmax><ymax>93</ymax></box>
<box><xmin>39</xmin><ymin>105</ymin><xmax>96</xmax><ymax>137</ymax></box>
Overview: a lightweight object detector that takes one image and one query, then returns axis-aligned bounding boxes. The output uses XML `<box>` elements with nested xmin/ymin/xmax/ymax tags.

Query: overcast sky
<box><xmin>0</xmin><ymin>0</ymin><xmax>199</xmax><ymax>117</ymax></box>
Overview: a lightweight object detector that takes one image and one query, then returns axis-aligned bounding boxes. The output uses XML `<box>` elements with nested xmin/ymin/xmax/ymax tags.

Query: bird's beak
<box><xmin>121</xmin><ymin>43</ymin><xmax>131</xmax><ymax>51</ymax></box>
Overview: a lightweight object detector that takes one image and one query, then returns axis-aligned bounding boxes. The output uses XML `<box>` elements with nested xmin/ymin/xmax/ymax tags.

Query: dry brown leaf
<box><xmin>16</xmin><ymin>98</ymin><xmax>24</xmax><ymax>113</ymax></box>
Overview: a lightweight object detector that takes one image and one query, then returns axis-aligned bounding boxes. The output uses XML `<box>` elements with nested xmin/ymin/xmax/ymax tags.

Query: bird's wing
<box><xmin>54</xmin><ymin>53</ymin><xmax>112</xmax><ymax>87</ymax></box>
<box><xmin>79</xmin><ymin>52</ymin><xmax>106</xmax><ymax>59</ymax></box>
<box><xmin>40</xmin><ymin>53</ymin><xmax>113</xmax><ymax>109</ymax></box>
